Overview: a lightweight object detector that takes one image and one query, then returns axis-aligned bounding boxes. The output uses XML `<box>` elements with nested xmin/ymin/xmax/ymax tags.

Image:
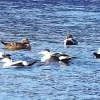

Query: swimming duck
<box><xmin>39</xmin><ymin>49</ymin><xmax>75</xmax><ymax>64</ymax></box>
<box><xmin>0</xmin><ymin>55</ymin><xmax>36</xmax><ymax>68</ymax></box>
<box><xmin>63</xmin><ymin>34</ymin><xmax>78</xmax><ymax>45</ymax></box>
<box><xmin>1</xmin><ymin>38</ymin><xmax>31</xmax><ymax>50</ymax></box>
<box><xmin>93</xmin><ymin>48</ymin><xmax>100</xmax><ymax>58</ymax></box>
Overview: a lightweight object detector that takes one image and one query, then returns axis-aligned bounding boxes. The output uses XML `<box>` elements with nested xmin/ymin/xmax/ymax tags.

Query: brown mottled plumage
<box><xmin>1</xmin><ymin>38</ymin><xmax>31</xmax><ymax>50</ymax></box>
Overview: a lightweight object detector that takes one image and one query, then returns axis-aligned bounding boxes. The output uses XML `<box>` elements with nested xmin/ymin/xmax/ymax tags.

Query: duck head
<box><xmin>21</xmin><ymin>38</ymin><xmax>30</xmax><ymax>44</ymax></box>
<box><xmin>66</xmin><ymin>34</ymin><xmax>73</xmax><ymax>39</ymax></box>
<box><xmin>0</xmin><ymin>52</ymin><xmax>11</xmax><ymax>58</ymax></box>
<box><xmin>39</xmin><ymin>49</ymin><xmax>51</xmax><ymax>56</ymax></box>
<box><xmin>1</xmin><ymin>56</ymin><xmax>12</xmax><ymax>63</ymax></box>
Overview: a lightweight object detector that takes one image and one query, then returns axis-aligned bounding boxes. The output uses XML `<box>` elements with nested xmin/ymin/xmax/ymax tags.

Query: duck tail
<box><xmin>70</xmin><ymin>56</ymin><xmax>77</xmax><ymax>58</ymax></box>
<box><xmin>1</xmin><ymin>41</ymin><xmax>7</xmax><ymax>45</ymax></box>
<box><xmin>28</xmin><ymin>60</ymin><xmax>36</xmax><ymax>66</ymax></box>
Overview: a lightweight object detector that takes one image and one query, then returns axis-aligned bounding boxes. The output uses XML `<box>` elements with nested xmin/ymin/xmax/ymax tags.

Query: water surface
<box><xmin>0</xmin><ymin>0</ymin><xmax>100</xmax><ymax>100</ymax></box>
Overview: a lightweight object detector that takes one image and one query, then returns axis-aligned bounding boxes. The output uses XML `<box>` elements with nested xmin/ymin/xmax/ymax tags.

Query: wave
<box><xmin>1</xmin><ymin>0</ymin><xmax>100</xmax><ymax>5</ymax></box>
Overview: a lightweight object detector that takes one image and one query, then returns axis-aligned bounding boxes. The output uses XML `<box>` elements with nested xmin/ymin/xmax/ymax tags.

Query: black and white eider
<box><xmin>39</xmin><ymin>49</ymin><xmax>75</xmax><ymax>64</ymax></box>
<box><xmin>0</xmin><ymin>55</ymin><xmax>36</xmax><ymax>68</ymax></box>
<box><xmin>63</xmin><ymin>34</ymin><xmax>78</xmax><ymax>45</ymax></box>
<box><xmin>93</xmin><ymin>48</ymin><xmax>100</xmax><ymax>58</ymax></box>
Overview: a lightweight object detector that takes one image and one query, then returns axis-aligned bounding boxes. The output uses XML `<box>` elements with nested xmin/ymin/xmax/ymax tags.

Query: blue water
<box><xmin>0</xmin><ymin>0</ymin><xmax>100</xmax><ymax>100</ymax></box>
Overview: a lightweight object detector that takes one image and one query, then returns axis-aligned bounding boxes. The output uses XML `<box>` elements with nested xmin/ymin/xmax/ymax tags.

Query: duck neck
<box><xmin>44</xmin><ymin>52</ymin><xmax>51</xmax><ymax>57</ymax></box>
<box><xmin>41</xmin><ymin>52</ymin><xmax>51</xmax><ymax>62</ymax></box>
<box><xmin>1</xmin><ymin>58</ymin><xmax>12</xmax><ymax>64</ymax></box>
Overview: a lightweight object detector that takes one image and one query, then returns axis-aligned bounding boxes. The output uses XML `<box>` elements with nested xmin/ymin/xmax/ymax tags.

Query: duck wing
<box><xmin>59</xmin><ymin>59</ymin><xmax>70</xmax><ymax>65</ymax></box>
<box><xmin>45</xmin><ymin>55</ymin><xmax>59</xmax><ymax>62</ymax></box>
<box><xmin>71</xmin><ymin>39</ymin><xmax>78</xmax><ymax>45</ymax></box>
<box><xmin>11</xmin><ymin>61</ymin><xmax>24</xmax><ymax>66</ymax></box>
<box><xmin>51</xmin><ymin>52</ymin><xmax>63</xmax><ymax>57</ymax></box>
<box><xmin>11</xmin><ymin>60</ymin><xmax>36</xmax><ymax>66</ymax></box>
<box><xmin>8</xmin><ymin>43</ymin><xmax>22</xmax><ymax>50</ymax></box>
<box><xmin>52</xmin><ymin>52</ymin><xmax>70</xmax><ymax>58</ymax></box>
<box><xmin>93</xmin><ymin>52</ymin><xmax>100</xmax><ymax>58</ymax></box>
<box><xmin>65</xmin><ymin>38</ymin><xmax>77</xmax><ymax>45</ymax></box>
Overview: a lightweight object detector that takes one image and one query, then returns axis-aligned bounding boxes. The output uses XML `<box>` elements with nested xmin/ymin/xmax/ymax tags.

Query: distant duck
<box><xmin>63</xmin><ymin>34</ymin><xmax>78</xmax><ymax>45</ymax></box>
<box><xmin>0</xmin><ymin>52</ymin><xmax>11</xmax><ymax>59</ymax></box>
<box><xmin>0</xmin><ymin>55</ymin><xmax>36</xmax><ymax>68</ymax></box>
<box><xmin>93</xmin><ymin>48</ymin><xmax>100</xmax><ymax>58</ymax></box>
<box><xmin>1</xmin><ymin>38</ymin><xmax>31</xmax><ymax>50</ymax></box>
<box><xmin>39</xmin><ymin>49</ymin><xmax>75</xmax><ymax>64</ymax></box>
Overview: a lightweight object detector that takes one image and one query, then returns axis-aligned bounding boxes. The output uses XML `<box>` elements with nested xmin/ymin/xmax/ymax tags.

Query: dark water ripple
<box><xmin>0</xmin><ymin>1</ymin><xmax>100</xmax><ymax>100</ymax></box>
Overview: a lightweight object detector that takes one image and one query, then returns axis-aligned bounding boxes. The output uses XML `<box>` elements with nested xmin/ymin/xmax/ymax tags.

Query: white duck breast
<box><xmin>1</xmin><ymin>56</ymin><xmax>36</xmax><ymax>68</ymax></box>
<box><xmin>97</xmin><ymin>48</ymin><xmax>100</xmax><ymax>54</ymax></box>
<box><xmin>39</xmin><ymin>49</ymin><xmax>60</xmax><ymax>62</ymax></box>
<box><xmin>39</xmin><ymin>49</ymin><xmax>51</xmax><ymax>62</ymax></box>
<box><xmin>40</xmin><ymin>54</ymin><xmax>51</xmax><ymax>62</ymax></box>
<box><xmin>39</xmin><ymin>49</ymin><xmax>75</xmax><ymax>63</ymax></box>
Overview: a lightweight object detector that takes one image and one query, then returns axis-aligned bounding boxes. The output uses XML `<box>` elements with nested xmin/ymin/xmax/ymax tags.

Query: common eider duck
<box><xmin>1</xmin><ymin>38</ymin><xmax>31</xmax><ymax>50</ymax></box>
<box><xmin>63</xmin><ymin>34</ymin><xmax>78</xmax><ymax>45</ymax></box>
<box><xmin>39</xmin><ymin>49</ymin><xmax>75</xmax><ymax>64</ymax></box>
<box><xmin>93</xmin><ymin>48</ymin><xmax>100</xmax><ymax>58</ymax></box>
<box><xmin>0</xmin><ymin>55</ymin><xmax>36</xmax><ymax>68</ymax></box>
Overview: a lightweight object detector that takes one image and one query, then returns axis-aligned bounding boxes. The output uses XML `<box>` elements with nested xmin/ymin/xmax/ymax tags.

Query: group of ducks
<box><xmin>0</xmin><ymin>34</ymin><xmax>99</xmax><ymax>68</ymax></box>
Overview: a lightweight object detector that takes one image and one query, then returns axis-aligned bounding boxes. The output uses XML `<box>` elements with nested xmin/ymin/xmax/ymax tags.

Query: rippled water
<box><xmin>0</xmin><ymin>0</ymin><xmax>100</xmax><ymax>100</ymax></box>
